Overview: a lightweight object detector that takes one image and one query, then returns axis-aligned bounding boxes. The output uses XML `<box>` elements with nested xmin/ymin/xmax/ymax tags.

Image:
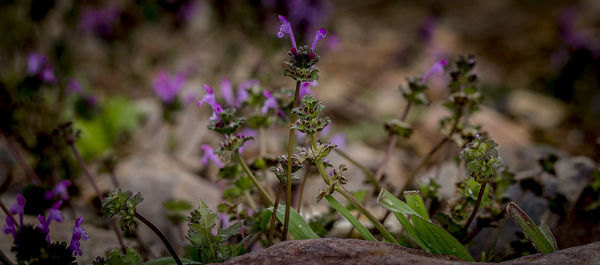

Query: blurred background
<box><xmin>1</xmin><ymin>0</ymin><xmax>599</xmax><ymax>263</ymax></box>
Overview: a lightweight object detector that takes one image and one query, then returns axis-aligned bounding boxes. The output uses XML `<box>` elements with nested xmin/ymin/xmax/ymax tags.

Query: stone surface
<box><xmin>213</xmin><ymin>238</ymin><xmax>600</xmax><ymax>265</ymax></box>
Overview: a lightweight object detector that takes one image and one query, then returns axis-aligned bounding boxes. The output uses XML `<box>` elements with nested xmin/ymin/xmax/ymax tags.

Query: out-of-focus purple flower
<box><xmin>198</xmin><ymin>85</ymin><xmax>224</xmax><ymax>121</ymax></box>
<box><xmin>177</xmin><ymin>1</ymin><xmax>198</xmax><ymax>22</ymax></box>
<box><xmin>79</xmin><ymin>5</ymin><xmax>120</xmax><ymax>39</ymax></box>
<box><xmin>69</xmin><ymin>217</ymin><xmax>89</xmax><ymax>256</ymax></box>
<box><xmin>184</xmin><ymin>92</ymin><xmax>197</xmax><ymax>105</ymax></box>
<box><xmin>37</xmin><ymin>215</ymin><xmax>51</xmax><ymax>242</ymax></box>
<box><xmin>68</xmin><ymin>79</ymin><xmax>82</xmax><ymax>94</ymax></box>
<box><xmin>299</xmin><ymin>81</ymin><xmax>317</xmax><ymax>98</ymax></box>
<box><xmin>311</xmin><ymin>28</ymin><xmax>327</xmax><ymax>52</ymax></box>
<box><xmin>201</xmin><ymin>145</ymin><xmax>223</xmax><ymax>168</ymax></box>
<box><xmin>46</xmin><ymin>180</ymin><xmax>72</xmax><ymax>200</ymax></box>
<box><xmin>419</xmin><ymin>16</ymin><xmax>437</xmax><ymax>44</ymax></box>
<box><xmin>277</xmin><ymin>15</ymin><xmax>297</xmax><ymax>50</ymax></box>
<box><xmin>236</xmin><ymin>79</ymin><xmax>258</xmax><ymax>107</ymax></box>
<box><xmin>10</xmin><ymin>194</ymin><xmax>25</xmax><ymax>227</ymax></box>
<box><xmin>27</xmin><ymin>52</ymin><xmax>57</xmax><ymax>84</ymax></box>
<box><xmin>558</xmin><ymin>7</ymin><xmax>600</xmax><ymax>56</ymax></box>
<box><xmin>27</xmin><ymin>53</ymin><xmax>46</xmax><ymax>75</ymax></box>
<box><xmin>326</xmin><ymin>34</ymin><xmax>341</xmax><ymax>51</ymax></box>
<box><xmin>330</xmin><ymin>133</ymin><xmax>346</xmax><ymax>150</ymax></box>
<box><xmin>48</xmin><ymin>200</ymin><xmax>64</xmax><ymax>223</ymax></box>
<box><xmin>219</xmin><ymin>213</ymin><xmax>231</xmax><ymax>229</ymax></box>
<box><xmin>421</xmin><ymin>60</ymin><xmax>448</xmax><ymax>84</ymax></box>
<box><xmin>220</xmin><ymin>79</ymin><xmax>235</xmax><ymax>107</ymax></box>
<box><xmin>154</xmin><ymin>71</ymin><xmax>186</xmax><ymax>103</ymax></box>
<box><xmin>2</xmin><ymin>216</ymin><xmax>17</xmax><ymax>239</ymax></box>
<box><xmin>286</xmin><ymin>0</ymin><xmax>332</xmax><ymax>39</ymax></box>
<box><xmin>261</xmin><ymin>91</ymin><xmax>279</xmax><ymax>114</ymax></box>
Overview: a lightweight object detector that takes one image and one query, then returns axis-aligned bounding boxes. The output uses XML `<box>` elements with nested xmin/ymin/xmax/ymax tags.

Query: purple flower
<box><xmin>330</xmin><ymin>133</ymin><xmax>346</xmax><ymax>151</ymax></box>
<box><xmin>311</xmin><ymin>28</ymin><xmax>327</xmax><ymax>52</ymax></box>
<box><xmin>9</xmin><ymin>194</ymin><xmax>25</xmax><ymax>227</ymax></box>
<box><xmin>237</xmin><ymin>128</ymin><xmax>256</xmax><ymax>153</ymax></box>
<box><xmin>261</xmin><ymin>91</ymin><xmax>279</xmax><ymax>114</ymax></box>
<box><xmin>37</xmin><ymin>215</ymin><xmax>51</xmax><ymax>242</ymax></box>
<box><xmin>201</xmin><ymin>145</ymin><xmax>223</xmax><ymax>168</ymax></box>
<box><xmin>419</xmin><ymin>16</ymin><xmax>437</xmax><ymax>44</ymax></box>
<box><xmin>198</xmin><ymin>85</ymin><xmax>224</xmax><ymax>121</ymax></box>
<box><xmin>421</xmin><ymin>59</ymin><xmax>448</xmax><ymax>84</ymax></box>
<box><xmin>46</xmin><ymin>180</ymin><xmax>72</xmax><ymax>200</ymax></box>
<box><xmin>2</xmin><ymin>216</ymin><xmax>17</xmax><ymax>239</ymax></box>
<box><xmin>326</xmin><ymin>34</ymin><xmax>341</xmax><ymax>51</ymax></box>
<box><xmin>177</xmin><ymin>1</ymin><xmax>198</xmax><ymax>22</ymax></box>
<box><xmin>277</xmin><ymin>15</ymin><xmax>297</xmax><ymax>50</ymax></box>
<box><xmin>48</xmin><ymin>200</ymin><xmax>64</xmax><ymax>223</ymax></box>
<box><xmin>68</xmin><ymin>79</ymin><xmax>82</xmax><ymax>94</ymax></box>
<box><xmin>184</xmin><ymin>92</ymin><xmax>197</xmax><ymax>105</ymax></box>
<box><xmin>220</xmin><ymin>79</ymin><xmax>235</xmax><ymax>107</ymax></box>
<box><xmin>154</xmin><ymin>70</ymin><xmax>186</xmax><ymax>103</ymax></box>
<box><xmin>27</xmin><ymin>52</ymin><xmax>57</xmax><ymax>84</ymax></box>
<box><xmin>69</xmin><ymin>217</ymin><xmax>89</xmax><ymax>256</ymax></box>
<box><xmin>237</xmin><ymin>79</ymin><xmax>259</xmax><ymax>106</ymax></box>
<box><xmin>79</xmin><ymin>5</ymin><xmax>120</xmax><ymax>39</ymax></box>
<box><xmin>300</xmin><ymin>81</ymin><xmax>317</xmax><ymax>98</ymax></box>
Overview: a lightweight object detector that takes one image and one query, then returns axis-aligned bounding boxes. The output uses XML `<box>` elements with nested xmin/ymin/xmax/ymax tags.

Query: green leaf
<box><xmin>506</xmin><ymin>202</ymin><xmax>557</xmax><ymax>254</ymax></box>
<box><xmin>378</xmin><ymin>189</ymin><xmax>474</xmax><ymax>261</ymax></box>
<box><xmin>141</xmin><ymin>257</ymin><xmax>201</xmax><ymax>265</ymax></box>
<box><xmin>105</xmin><ymin>248</ymin><xmax>141</xmax><ymax>265</ymax></box>
<box><xmin>377</xmin><ymin>190</ymin><xmax>426</xmax><ymax>219</ymax></box>
<box><xmin>325</xmin><ymin>195</ymin><xmax>377</xmax><ymax>241</ymax></box>
<box><xmin>404</xmin><ymin>191</ymin><xmax>430</xmax><ymax>221</ymax></box>
<box><xmin>265</xmin><ymin>204</ymin><xmax>320</xmax><ymax>239</ymax></box>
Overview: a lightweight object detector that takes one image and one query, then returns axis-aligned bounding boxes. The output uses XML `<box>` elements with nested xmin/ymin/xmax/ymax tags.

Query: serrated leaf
<box><xmin>325</xmin><ymin>195</ymin><xmax>376</xmax><ymax>241</ymax></box>
<box><xmin>506</xmin><ymin>202</ymin><xmax>557</xmax><ymax>254</ymax></box>
<box><xmin>265</xmin><ymin>204</ymin><xmax>319</xmax><ymax>239</ymax></box>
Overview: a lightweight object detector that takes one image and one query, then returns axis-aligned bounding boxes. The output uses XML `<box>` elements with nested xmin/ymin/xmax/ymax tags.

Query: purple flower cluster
<box><xmin>220</xmin><ymin>78</ymin><xmax>252</xmax><ymax>108</ymax></box>
<box><xmin>299</xmin><ymin>81</ymin><xmax>317</xmax><ymax>98</ymax></box>
<box><xmin>27</xmin><ymin>52</ymin><xmax>57</xmax><ymax>84</ymax></box>
<box><xmin>69</xmin><ymin>217</ymin><xmax>89</xmax><ymax>256</ymax></box>
<box><xmin>37</xmin><ymin>201</ymin><xmax>65</xmax><ymax>242</ymax></box>
<box><xmin>277</xmin><ymin>15</ymin><xmax>327</xmax><ymax>53</ymax></box>
<box><xmin>45</xmin><ymin>180</ymin><xmax>72</xmax><ymax>200</ymax></box>
<box><xmin>2</xmin><ymin>194</ymin><xmax>25</xmax><ymax>239</ymax></box>
<box><xmin>422</xmin><ymin>60</ymin><xmax>448</xmax><ymax>84</ymax></box>
<box><xmin>154</xmin><ymin>71</ymin><xmax>186</xmax><ymax>103</ymax></box>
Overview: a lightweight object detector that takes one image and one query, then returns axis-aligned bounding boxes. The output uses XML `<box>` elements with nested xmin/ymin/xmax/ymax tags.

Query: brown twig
<box><xmin>135</xmin><ymin>211</ymin><xmax>183</xmax><ymax>265</ymax></box>
<box><xmin>282</xmin><ymin>81</ymin><xmax>301</xmax><ymax>241</ymax></box>
<box><xmin>1</xmin><ymin>131</ymin><xmax>42</xmax><ymax>186</ymax></box>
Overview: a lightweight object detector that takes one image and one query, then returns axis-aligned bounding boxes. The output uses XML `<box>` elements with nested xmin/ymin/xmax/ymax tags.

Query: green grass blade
<box><xmin>506</xmin><ymin>202</ymin><xmax>557</xmax><ymax>254</ymax></box>
<box><xmin>411</xmin><ymin>217</ymin><xmax>474</xmax><ymax>261</ymax></box>
<box><xmin>377</xmin><ymin>189</ymin><xmax>425</xmax><ymax>219</ymax></box>
<box><xmin>392</xmin><ymin>212</ymin><xmax>431</xmax><ymax>252</ymax></box>
<box><xmin>325</xmin><ymin>195</ymin><xmax>377</xmax><ymax>241</ymax></box>
<box><xmin>266</xmin><ymin>204</ymin><xmax>320</xmax><ymax>239</ymax></box>
<box><xmin>538</xmin><ymin>222</ymin><xmax>558</xmax><ymax>251</ymax></box>
<box><xmin>404</xmin><ymin>191</ymin><xmax>430</xmax><ymax>221</ymax></box>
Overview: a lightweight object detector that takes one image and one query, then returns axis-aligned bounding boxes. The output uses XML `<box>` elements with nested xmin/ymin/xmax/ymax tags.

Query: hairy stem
<box><xmin>311</xmin><ymin>134</ymin><xmax>331</xmax><ymax>185</ymax></box>
<box><xmin>282</xmin><ymin>81</ymin><xmax>301</xmax><ymax>241</ymax></box>
<box><xmin>68</xmin><ymin>142</ymin><xmax>126</xmax><ymax>254</ymax></box>
<box><xmin>463</xmin><ymin>182</ymin><xmax>486</xmax><ymax>231</ymax></box>
<box><xmin>135</xmin><ymin>211</ymin><xmax>183</xmax><ymax>265</ymax></box>
<box><xmin>333</xmin><ymin>149</ymin><xmax>378</xmax><ymax>190</ymax></box>
<box><xmin>235</xmin><ymin>152</ymin><xmax>273</xmax><ymax>205</ymax></box>
<box><xmin>1</xmin><ymin>131</ymin><xmax>42</xmax><ymax>186</ymax></box>
<box><xmin>268</xmin><ymin>186</ymin><xmax>282</xmax><ymax>245</ymax></box>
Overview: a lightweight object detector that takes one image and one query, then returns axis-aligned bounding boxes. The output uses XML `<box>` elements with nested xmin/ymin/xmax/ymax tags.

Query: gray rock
<box><xmin>212</xmin><ymin>238</ymin><xmax>600</xmax><ymax>265</ymax></box>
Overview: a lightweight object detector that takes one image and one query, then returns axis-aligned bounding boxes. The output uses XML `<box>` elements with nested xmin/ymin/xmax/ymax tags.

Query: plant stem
<box><xmin>0</xmin><ymin>249</ymin><xmax>14</xmax><ymax>265</ymax></box>
<box><xmin>235</xmin><ymin>152</ymin><xmax>273</xmax><ymax>205</ymax></box>
<box><xmin>463</xmin><ymin>182</ymin><xmax>486</xmax><ymax>231</ymax></box>
<box><xmin>0</xmin><ymin>199</ymin><xmax>18</xmax><ymax>229</ymax></box>
<box><xmin>296</xmin><ymin>164</ymin><xmax>311</xmax><ymax>214</ymax></box>
<box><xmin>311</xmin><ymin>134</ymin><xmax>331</xmax><ymax>185</ymax></box>
<box><xmin>282</xmin><ymin>81</ymin><xmax>301</xmax><ymax>241</ymax></box>
<box><xmin>333</xmin><ymin>149</ymin><xmax>378</xmax><ymax>190</ymax></box>
<box><xmin>68</xmin><ymin>142</ymin><xmax>127</xmax><ymax>254</ymax></box>
<box><xmin>259</xmin><ymin>127</ymin><xmax>267</xmax><ymax>158</ymax></box>
<box><xmin>335</xmin><ymin>186</ymin><xmax>398</xmax><ymax>244</ymax></box>
<box><xmin>135</xmin><ymin>211</ymin><xmax>183</xmax><ymax>265</ymax></box>
<box><xmin>267</xmin><ymin>186</ymin><xmax>282</xmax><ymax>245</ymax></box>
<box><xmin>1</xmin><ymin>131</ymin><xmax>42</xmax><ymax>186</ymax></box>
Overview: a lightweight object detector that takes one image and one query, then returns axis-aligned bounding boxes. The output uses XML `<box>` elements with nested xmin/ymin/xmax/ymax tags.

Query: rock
<box><xmin>507</xmin><ymin>90</ymin><xmax>567</xmax><ymax>130</ymax></box>
<box><xmin>212</xmin><ymin>238</ymin><xmax>600</xmax><ymax>265</ymax></box>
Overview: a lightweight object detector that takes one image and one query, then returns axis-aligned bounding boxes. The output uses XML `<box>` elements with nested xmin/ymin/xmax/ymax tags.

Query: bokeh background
<box><xmin>1</xmin><ymin>0</ymin><xmax>600</xmax><ymax>263</ymax></box>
